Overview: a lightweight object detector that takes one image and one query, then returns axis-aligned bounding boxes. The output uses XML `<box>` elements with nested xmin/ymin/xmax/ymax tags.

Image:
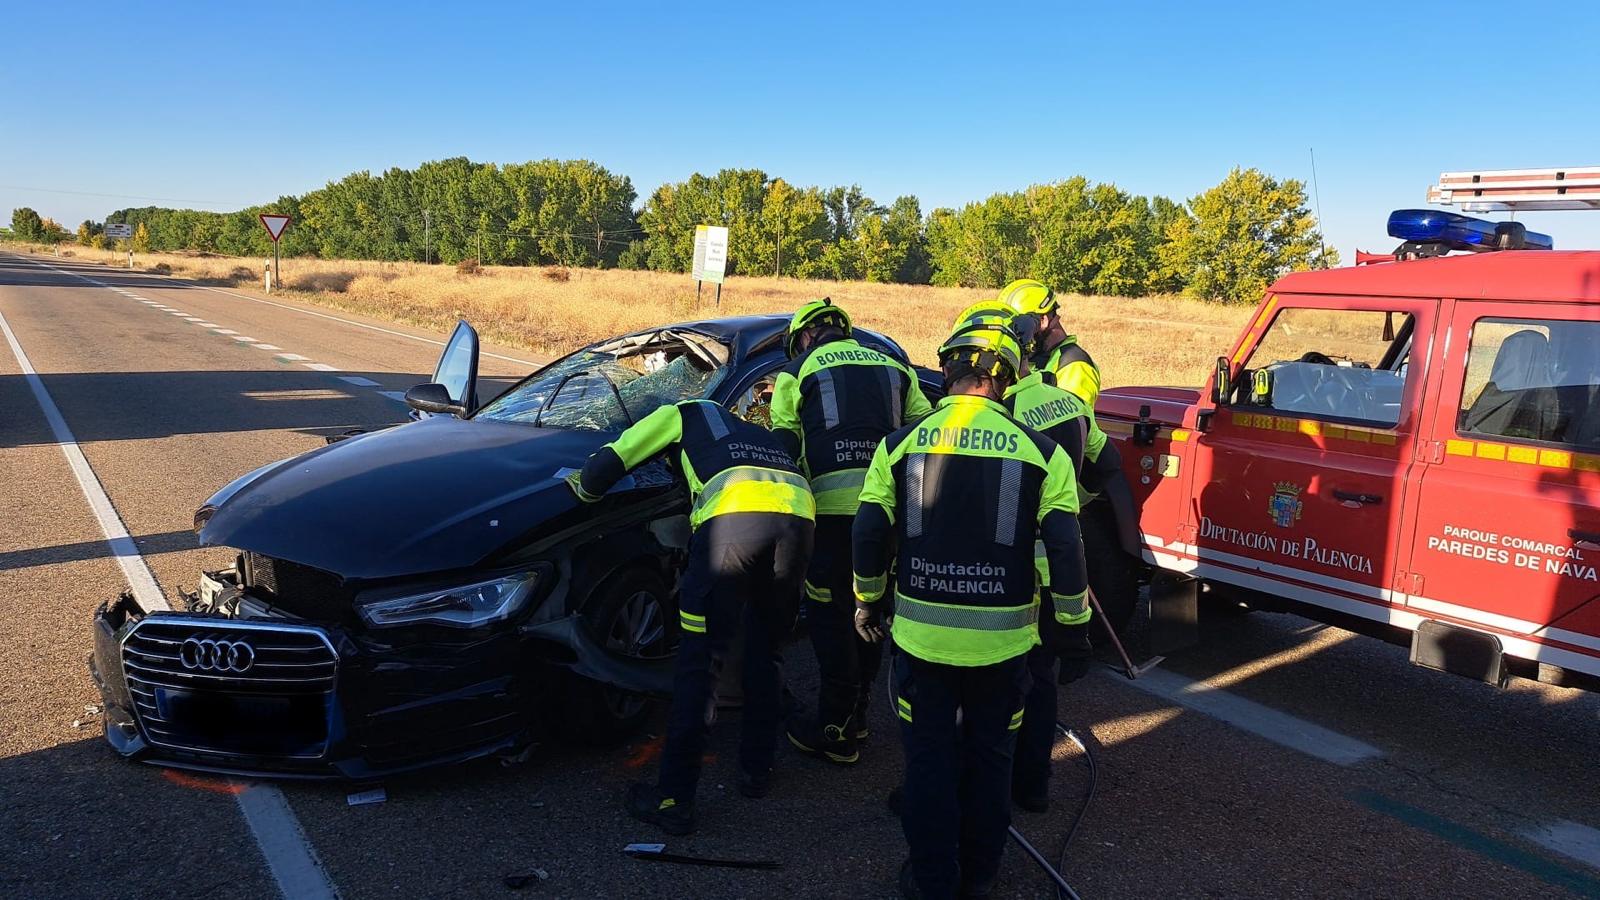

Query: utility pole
<box><xmin>1309</xmin><ymin>148</ymin><xmax>1328</xmax><ymax>268</ymax></box>
<box><xmin>775</xmin><ymin>219</ymin><xmax>783</xmax><ymax>278</ymax></box>
<box><xmin>423</xmin><ymin>209</ymin><xmax>432</xmax><ymax>265</ymax></box>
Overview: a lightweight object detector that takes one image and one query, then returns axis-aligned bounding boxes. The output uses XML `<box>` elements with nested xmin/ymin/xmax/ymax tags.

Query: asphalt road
<box><xmin>2</xmin><ymin>249</ymin><xmax>1597</xmax><ymax>900</ymax></box>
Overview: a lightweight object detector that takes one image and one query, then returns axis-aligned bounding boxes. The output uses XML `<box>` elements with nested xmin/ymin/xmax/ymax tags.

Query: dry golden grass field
<box><xmin>8</xmin><ymin>243</ymin><xmax>1256</xmax><ymax>387</ymax></box>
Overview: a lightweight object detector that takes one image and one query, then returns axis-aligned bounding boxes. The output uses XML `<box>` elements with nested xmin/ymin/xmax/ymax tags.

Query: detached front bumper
<box><xmin>89</xmin><ymin>592</ymin><xmax>542</xmax><ymax>780</ymax></box>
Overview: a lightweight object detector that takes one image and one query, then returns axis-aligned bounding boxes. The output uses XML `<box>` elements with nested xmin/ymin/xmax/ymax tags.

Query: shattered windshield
<box><xmin>474</xmin><ymin>328</ymin><xmax>729</xmax><ymax>431</ymax></box>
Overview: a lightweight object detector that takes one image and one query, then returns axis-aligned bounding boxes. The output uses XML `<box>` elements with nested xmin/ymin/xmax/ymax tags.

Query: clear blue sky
<box><xmin>4</xmin><ymin>1</ymin><xmax>1599</xmax><ymax>256</ymax></box>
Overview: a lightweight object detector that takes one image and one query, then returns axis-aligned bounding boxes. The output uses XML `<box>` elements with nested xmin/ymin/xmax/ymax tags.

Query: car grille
<box><xmin>121</xmin><ymin>617</ymin><xmax>338</xmax><ymax>759</ymax></box>
<box><xmin>243</xmin><ymin>552</ymin><xmax>355</xmax><ymax>620</ymax></box>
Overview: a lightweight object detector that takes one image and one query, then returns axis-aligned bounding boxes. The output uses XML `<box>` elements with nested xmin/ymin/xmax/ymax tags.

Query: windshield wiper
<box><xmin>533</xmin><ymin>368</ymin><xmax>635</xmax><ymax>429</ymax></box>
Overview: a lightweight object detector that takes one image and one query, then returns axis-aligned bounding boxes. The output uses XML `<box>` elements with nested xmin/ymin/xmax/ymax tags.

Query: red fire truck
<box><xmin>1091</xmin><ymin>167</ymin><xmax>1600</xmax><ymax>690</ymax></box>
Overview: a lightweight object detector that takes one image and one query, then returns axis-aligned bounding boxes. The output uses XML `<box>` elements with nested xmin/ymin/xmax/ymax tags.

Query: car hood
<box><xmin>198</xmin><ymin>416</ymin><xmax>621</xmax><ymax>581</ymax></box>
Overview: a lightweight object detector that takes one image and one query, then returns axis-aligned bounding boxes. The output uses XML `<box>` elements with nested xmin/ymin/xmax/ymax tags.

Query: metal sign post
<box><xmin>258</xmin><ymin>214</ymin><xmax>291</xmax><ymax>292</ymax></box>
<box><xmin>690</xmin><ymin>225</ymin><xmax>729</xmax><ymax>306</ymax></box>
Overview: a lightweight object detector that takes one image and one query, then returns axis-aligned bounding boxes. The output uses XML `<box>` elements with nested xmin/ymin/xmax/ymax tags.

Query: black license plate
<box><xmin>155</xmin><ymin>688</ymin><xmax>330</xmax><ymax>757</ymax></box>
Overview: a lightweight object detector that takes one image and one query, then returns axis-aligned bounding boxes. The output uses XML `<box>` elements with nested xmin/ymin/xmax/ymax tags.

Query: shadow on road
<box><xmin>0</xmin><ymin>369</ymin><xmax>521</xmax><ymax>449</ymax></box>
<box><xmin>0</xmin><ymin>529</ymin><xmax>197</xmax><ymax>572</ymax></box>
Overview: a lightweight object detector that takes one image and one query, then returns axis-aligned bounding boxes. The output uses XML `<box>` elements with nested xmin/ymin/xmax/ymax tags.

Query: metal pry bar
<box><xmin>1086</xmin><ymin>587</ymin><xmax>1165</xmax><ymax>679</ymax></box>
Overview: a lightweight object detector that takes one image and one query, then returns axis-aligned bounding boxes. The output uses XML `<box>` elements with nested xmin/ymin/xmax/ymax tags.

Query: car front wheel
<box><xmin>559</xmin><ymin>569</ymin><xmax>675</xmax><ymax>745</ymax></box>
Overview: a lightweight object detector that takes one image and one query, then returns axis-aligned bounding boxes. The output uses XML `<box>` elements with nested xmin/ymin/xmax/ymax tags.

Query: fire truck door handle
<box><xmin>1332</xmin><ymin>489</ymin><xmax>1383</xmax><ymax>506</ymax></box>
<box><xmin>1568</xmin><ymin>528</ymin><xmax>1600</xmax><ymax>546</ymax></box>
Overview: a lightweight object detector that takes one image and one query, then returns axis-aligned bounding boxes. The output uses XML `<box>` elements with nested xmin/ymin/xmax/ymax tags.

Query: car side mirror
<box><xmin>1212</xmin><ymin>356</ymin><xmax>1231</xmax><ymax>405</ymax></box>
<box><xmin>405</xmin><ymin>382</ymin><xmax>466</xmax><ymax>417</ymax></box>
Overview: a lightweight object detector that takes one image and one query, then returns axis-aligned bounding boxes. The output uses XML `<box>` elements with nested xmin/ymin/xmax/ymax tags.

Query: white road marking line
<box><xmin>0</xmin><ymin>308</ymin><xmax>166</xmax><ymax>611</ymax></box>
<box><xmin>167</xmin><ymin>310</ymin><xmax>191</xmax><ymax>316</ymax></box>
<box><xmin>212</xmin><ymin>328</ymin><xmax>238</xmax><ymax>335</ymax></box>
<box><xmin>1524</xmin><ymin>821</ymin><xmax>1600</xmax><ymax>872</ymax></box>
<box><xmin>119</xmin><ymin>268</ymin><xmax>537</xmax><ymax>365</ymax></box>
<box><xmin>1</xmin><ymin>253</ymin><xmax>341</xmax><ymax>900</ymax></box>
<box><xmin>303</xmin><ymin>362</ymin><xmax>340</xmax><ymax>372</ymax></box>
<box><xmin>235</xmin><ymin>785</ymin><xmax>339</xmax><ymax>900</ymax></box>
<box><xmin>1101</xmin><ymin>667</ymin><xmax>1384</xmax><ymax>766</ymax></box>
<box><xmin>378</xmin><ymin>391</ymin><xmax>408</xmax><ymax>403</ymax></box>
<box><xmin>274</xmin><ymin>353</ymin><xmax>310</xmax><ymax>362</ymax></box>
<box><xmin>338</xmin><ymin>376</ymin><xmax>381</xmax><ymax>387</ymax></box>
<box><xmin>194</xmin><ymin>322</ymin><xmax>221</xmax><ymax>328</ymax></box>
<box><xmin>231</xmin><ymin>336</ymin><xmax>260</xmax><ymax>343</ymax></box>
<box><xmin>140</xmin><ymin>300</ymin><xmax>160</xmax><ymax>305</ymax></box>
<box><xmin>253</xmin><ymin>344</ymin><xmax>282</xmax><ymax>351</ymax></box>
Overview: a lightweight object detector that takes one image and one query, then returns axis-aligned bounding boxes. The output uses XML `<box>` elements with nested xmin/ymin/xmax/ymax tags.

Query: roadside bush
<box><xmin>289</xmin><ymin>271</ymin><xmax>357</xmax><ymax>293</ymax></box>
<box><xmin>543</xmin><ymin>267</ymin><xmax>571</xmax><ymax>283</ymax></box>
<box><xmin>617</xmin><ymin>240</ymin><xmax>650</xmax><ymax>270</ymax></box>
<box><xmin>456</xmin><ymin>257</ymin><xmax>481</xmax><ymax>276</ymax></box>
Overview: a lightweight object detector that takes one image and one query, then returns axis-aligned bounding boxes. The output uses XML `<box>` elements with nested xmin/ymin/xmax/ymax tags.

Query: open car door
<box><xmin>408</xmin><ymin>320</ymin><xmax>482</xmax><ymax>420</ymax></box>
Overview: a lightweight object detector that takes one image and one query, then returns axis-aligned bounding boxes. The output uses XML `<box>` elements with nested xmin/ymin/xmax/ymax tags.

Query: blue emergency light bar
<box><xmin>1387</xmin><ymin>209</ymin><xmax>1553</xmax><ymax>252</ymax></box>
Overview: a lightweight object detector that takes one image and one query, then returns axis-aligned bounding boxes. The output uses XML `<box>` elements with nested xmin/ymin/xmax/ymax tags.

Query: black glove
<box><xmin>1054</xmin><ymin>623</ymin><xmax>1092</xmax><ymax>685</ymax></box>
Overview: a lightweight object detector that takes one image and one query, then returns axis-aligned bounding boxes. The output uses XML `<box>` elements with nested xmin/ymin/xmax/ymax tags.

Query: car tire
<box><xmin>1083</xmin><ymin>501</ymin><xmax>1138</xmax><ymax>645</ymax></box>
<box><xmin>560</xmin><ymin>568</ymin><xmax>675</xmax><ymax>746</ymax></box>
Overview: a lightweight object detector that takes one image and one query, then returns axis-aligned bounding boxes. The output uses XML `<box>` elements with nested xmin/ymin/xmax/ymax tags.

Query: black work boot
<box><xmin>1012</xmin><ymin>787</ymin><xmax>1050</xmax><ymax>814</ymax></box>
<box><xmin>738</xmin><ymin>767</ymin><xmax>771</xmax><ymax>799</ymax></box>
<box><xmin>785</xmin><ymin>716</ymin><xmax>859</xmax><ymax>765</ymax></box>
<box><xmin>850</xmin><ymin>699</ymin><xmax>871</xmax><ymax>741</ymax></box>
<box><xmin>624</xmin><ymin>783</ymin><xmax>696</xmax><ymax>835</ymax></box>
<box><xmin>898</xmin><ymin>858</ymin><xmax>923</xmax><ymax>900</ymax></box>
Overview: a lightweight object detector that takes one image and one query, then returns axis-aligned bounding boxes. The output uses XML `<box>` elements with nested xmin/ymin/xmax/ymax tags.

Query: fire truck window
<box><xmin>1460</xmin><ymin>317</ymin><xmax>1600</xmax><ymax>449</ymax></box>
<box><xmin>1240</xmin><ymin>308</ymin><xmax>1411</xmax><ymax>427</ymax></box>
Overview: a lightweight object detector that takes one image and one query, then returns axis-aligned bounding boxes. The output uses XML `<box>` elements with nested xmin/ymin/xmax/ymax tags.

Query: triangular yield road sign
<box><xmin>259</xmin><ymin>214</ymin><xmax>291</xmax><ymax>241</ymax></box>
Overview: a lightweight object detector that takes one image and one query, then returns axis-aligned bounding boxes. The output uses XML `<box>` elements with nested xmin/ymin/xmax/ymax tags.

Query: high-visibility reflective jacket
<box><xmin>1034</xmin><ymin>339</ymin><xmax>1102</xmax><ymax>408</ymax></box>
<box><xmin>769</xmin><ymin>336</ymin><xmax>933</xmax><ymax>516</ymax></box>
<box><xmin>573</xmin><ymin>399</ymin><xmax>814</xmax><ymax>529</ymax></box>
<box><xmin>1004</xmin><ymin>371</ymin><xmax>1118</xmax><ymax>497</ymax></box>
<box><xmin>1003</xmin><ymin>370</ymin><xmax>1121</xmax><ymax>626</ymax></box>
<box><xmin>852</xmin><ymin>394</ymin><xmax>1088</xmax><ymax>666</ymax></box>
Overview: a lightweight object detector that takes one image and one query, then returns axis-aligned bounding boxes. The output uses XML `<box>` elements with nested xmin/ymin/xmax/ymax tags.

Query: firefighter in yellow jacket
<box><xmin>769</xmin><ymin>299</ymin><xmax>933</xmax><ymax>764</ymax></box>
<box><xmin>852</xmin><ymin>319</ymin><xmax>1090</xmax><ymax>899</ymax></box>
<box><xmin>569</xmin><ymin>398</ymin><xmax>814</xmax><ymax>835</ymax></box>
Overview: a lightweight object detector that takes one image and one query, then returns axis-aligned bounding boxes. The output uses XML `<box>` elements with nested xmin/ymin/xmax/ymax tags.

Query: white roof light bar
<box><xmin>1428</xmin><ymin>166</ymin><xmax>1600</xmax><ymax>212</ymax></box>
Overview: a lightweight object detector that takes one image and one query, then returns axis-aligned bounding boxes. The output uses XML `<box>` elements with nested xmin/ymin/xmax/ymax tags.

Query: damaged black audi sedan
<box><xmin>90</xmin><ymin>315</ymin><xmax>930</xmax><ymax>779</ymax></box>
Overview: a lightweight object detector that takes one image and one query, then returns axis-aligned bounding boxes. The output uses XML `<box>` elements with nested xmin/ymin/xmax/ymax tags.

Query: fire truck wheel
<box><xmin>1083</xmin><ymin>503</ymin><xmax>1138</xmax><ymax>645</ymax></box>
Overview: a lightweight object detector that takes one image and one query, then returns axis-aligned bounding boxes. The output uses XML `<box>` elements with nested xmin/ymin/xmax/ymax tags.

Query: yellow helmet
<box><xmin>998</xmin><ymin>279</ymin><xmax>1057</xmax><ymax>317</ymax></box>
<box><xmin>937</xmin><ymin>320</ymin><xmax>1023</xmax><ymax>381</ymax></box>
<box><xmin>786</xmin><ymin>298</ymin><xmax>852</xmax><ymax>358</ymax></box>
<box><xmin>950</xmin><ymin>299</ymin><xmax>1014</xmax><ymax>332</ymax></box>
<box><xmin>950</xmin><ymin>301</ymin><xmax>1042</xmax><ymax>358</ymax></box>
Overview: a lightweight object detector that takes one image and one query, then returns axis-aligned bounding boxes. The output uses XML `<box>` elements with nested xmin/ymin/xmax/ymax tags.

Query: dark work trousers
<box><xmin>657</xmin><ymin>512</ymin><xmax>814</xmax><ymax>802</ymax></box>
<box><xmin>1012</xmin><ymin>614</ymin><xmax>1060</xmax><ymax>801</ymax></box>
<box><xmin>803</xmin><ymin>514</ymin><xmax>884</xmax><ymax>733</ymax></box>
<box><xmin>895</xmin><ymin>649</ymin><xmax>1029</xmax><ymax>900</ymax></box>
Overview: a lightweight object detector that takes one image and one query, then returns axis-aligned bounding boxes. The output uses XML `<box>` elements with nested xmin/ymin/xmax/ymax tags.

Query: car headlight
<box><xmin>357</xmin><ymin>572</ymin><xmax>540</xmax><ymax>629</ymax></box>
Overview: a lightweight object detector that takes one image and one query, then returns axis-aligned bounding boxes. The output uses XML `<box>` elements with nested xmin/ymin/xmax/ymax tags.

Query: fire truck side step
<box><xmin>1410</xmin><ymin>620</ymin><xmax>1507</xmax><ymax>687</ymax></box>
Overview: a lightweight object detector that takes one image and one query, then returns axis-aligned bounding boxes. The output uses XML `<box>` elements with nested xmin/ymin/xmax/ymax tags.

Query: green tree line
<box><xmin>39</xmin><ymin>160</ymin><xmax>1334</xmax><ymax>303</ymax></box>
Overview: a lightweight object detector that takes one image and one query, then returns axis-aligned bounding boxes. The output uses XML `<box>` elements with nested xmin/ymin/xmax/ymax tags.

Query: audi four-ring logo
<box><xmin>179</xmin><ymin>637</ymin><xmax>256</xmax><ymax>673</ymax></box>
